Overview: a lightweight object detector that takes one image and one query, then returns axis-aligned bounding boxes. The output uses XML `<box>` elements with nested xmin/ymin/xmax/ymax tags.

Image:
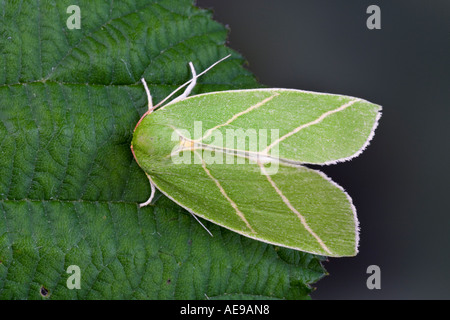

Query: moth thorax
<box><xmin>179</xmin><ymin>136</ymin><xmax>195</xmax><ymax>149</ymax></box>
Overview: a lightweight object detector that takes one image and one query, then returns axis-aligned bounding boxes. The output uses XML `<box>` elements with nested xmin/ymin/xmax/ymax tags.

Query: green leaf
<box><xmin>0</xmin><ymin>0</ymin><xmax>325</xmax><ymax>299</ymax></box>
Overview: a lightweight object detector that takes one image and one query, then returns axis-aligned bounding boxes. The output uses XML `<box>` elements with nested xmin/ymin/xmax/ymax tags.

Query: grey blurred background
<box><xmin>197</xmin><ymin>0</ymin><xmax>450</xmax><ymax>299</ymax></box>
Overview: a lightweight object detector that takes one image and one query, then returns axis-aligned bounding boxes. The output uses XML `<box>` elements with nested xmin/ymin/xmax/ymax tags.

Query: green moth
<box><xmin>131</xmin><ymin>56</ymin><xmax>381</xmax><ymax>257</ymax></box>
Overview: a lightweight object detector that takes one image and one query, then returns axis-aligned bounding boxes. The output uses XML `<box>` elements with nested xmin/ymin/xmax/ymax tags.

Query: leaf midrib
<box><xmin>0</xmin><ymin>77</ymin><xmax>248</xmax><ymax>89</ymax></box>
<box><xmin>0</xmin><ymin>198</ymin><xmax>141</xmax><ymax>205</ymax></box>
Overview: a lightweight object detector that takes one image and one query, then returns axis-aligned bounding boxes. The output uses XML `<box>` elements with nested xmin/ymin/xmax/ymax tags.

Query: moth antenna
<box><xmin>153</xmin><ymin>54</ymin><xmax>232</xmax><ymax>110</ymax></box>
<box><xmin>140</xmin><ymin>78</ymin><xmax>153</xmax><ymax>113</ymax></box>
<box><xmin>139</xmin><ymin>174</ymin><xmax>156</xmax><ymax>207</ymax></box>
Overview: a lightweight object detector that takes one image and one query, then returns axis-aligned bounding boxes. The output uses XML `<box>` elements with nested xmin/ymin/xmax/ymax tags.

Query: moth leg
<box><xmin>180</xmin><ymin>62</ymin><xmax>197</xmax><ymax>99</ymax></box>
<box><xmin>153</xmin><ymin>55</ymin><xmax>230</xmax><ymax>110</ymax></box>
<box><xmin>168</xmin><ymin>62</ymin><xmax>197</xmax><ymax>104</ymax></box>
<box><xmin>140</xmin><ymin>78</ymin><xmax>154</xmax><ymax>113</ymax></box>
<box><xmin>139</xmin><ymin>173</ymin><xmax>156</xmax><ymax>207</ymax></box>
<box><xmin>189</xmin><ymin>212</ymin><xmax>213</xmax><ymax>237</ymax></box>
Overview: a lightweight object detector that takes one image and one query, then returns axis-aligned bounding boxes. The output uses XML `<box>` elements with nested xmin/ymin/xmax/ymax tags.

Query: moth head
<box><xmin>131</xmin><ymin>115</ymin><xmax>178</xmax><ymax>172</ymax></box>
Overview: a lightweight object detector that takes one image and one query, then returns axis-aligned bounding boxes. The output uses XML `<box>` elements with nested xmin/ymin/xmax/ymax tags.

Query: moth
<box><xmin>131</xmin><ymin>56</ymin><xmax>381</xmax><ymax>257</ymax></box>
